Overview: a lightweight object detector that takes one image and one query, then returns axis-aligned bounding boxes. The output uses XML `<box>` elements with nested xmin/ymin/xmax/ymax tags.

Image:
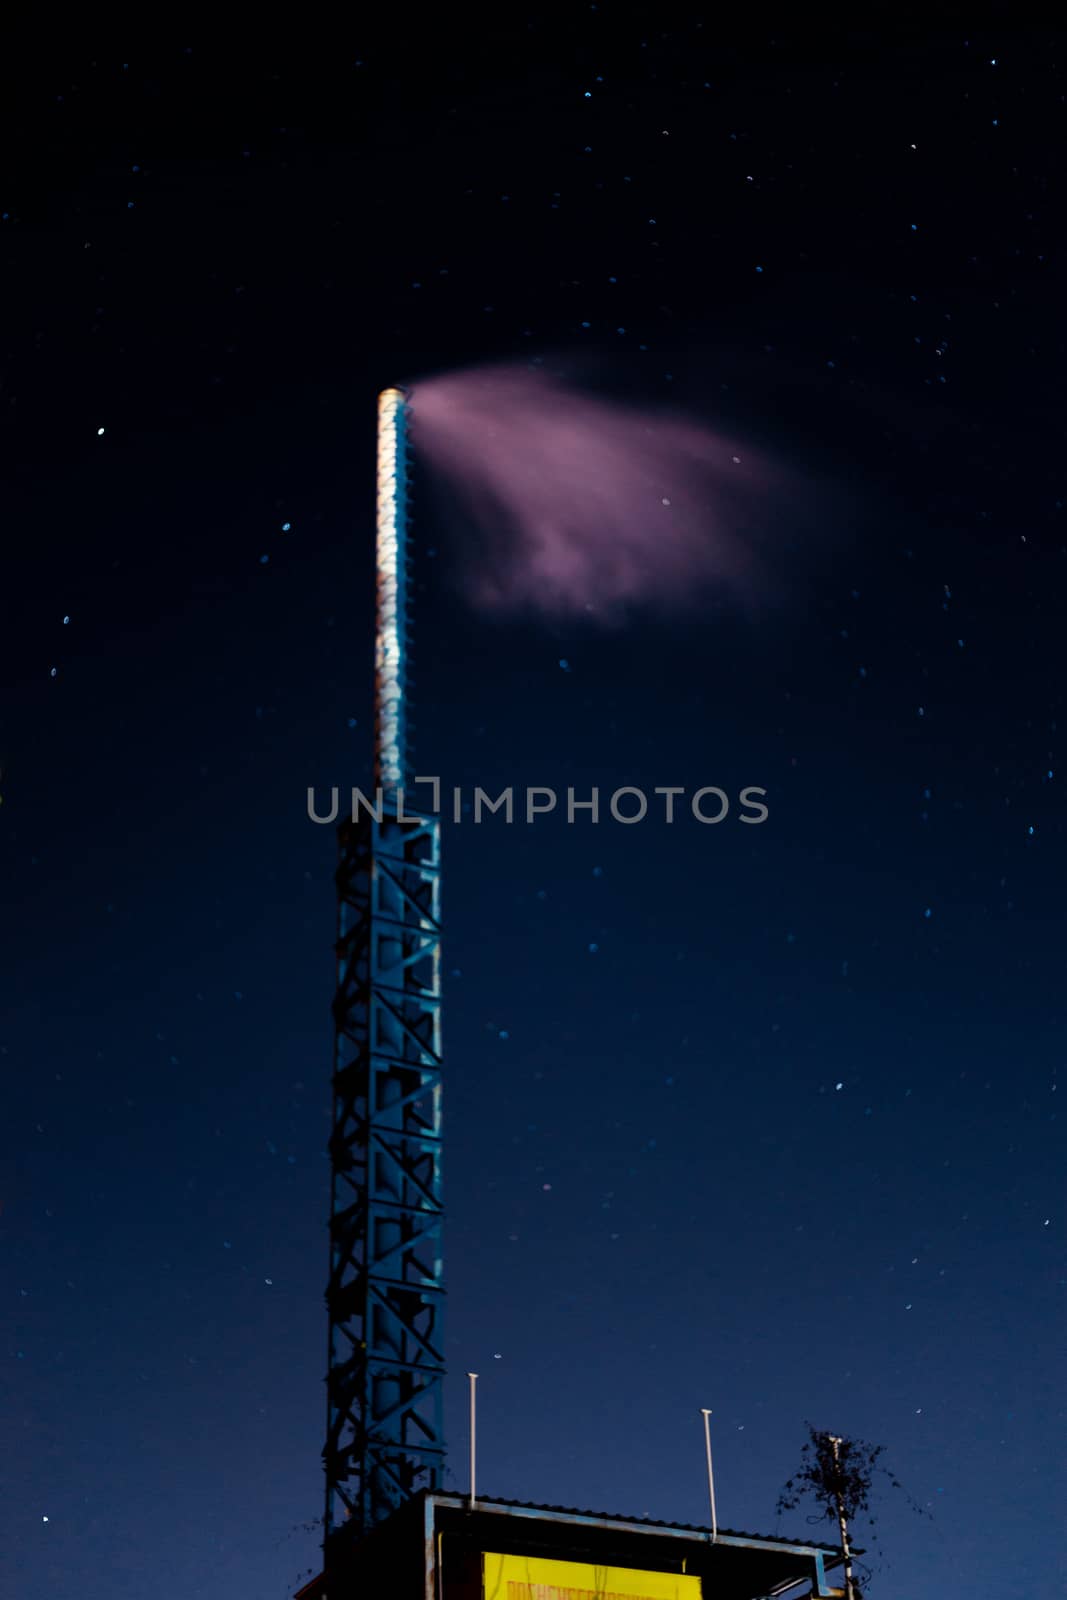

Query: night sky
<box><xmin>3</xmin><ymin>19</ymin><xmax>1065</xmax><ymax>1600</ymax></box>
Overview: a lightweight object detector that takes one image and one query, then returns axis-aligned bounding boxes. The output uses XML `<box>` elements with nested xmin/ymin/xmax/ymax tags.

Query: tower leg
<box><xmin>324</xmin><ymin>807</ymin><xmax>445</xmax><ymax>1543</ymax></box>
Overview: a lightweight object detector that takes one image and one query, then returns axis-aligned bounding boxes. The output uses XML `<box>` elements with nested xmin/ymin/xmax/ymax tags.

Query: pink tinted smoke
<box><xmin>410</xmin><ymin>365</ymin><xmax>789</xmax><ymax>620</ymax></box>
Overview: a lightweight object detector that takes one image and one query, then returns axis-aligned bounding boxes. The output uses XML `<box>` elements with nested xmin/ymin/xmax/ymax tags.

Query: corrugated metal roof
<box><xmin>432</xmin><ymin>1491</ymin><xmax>841</xmax><ymax>1553</ymax></box>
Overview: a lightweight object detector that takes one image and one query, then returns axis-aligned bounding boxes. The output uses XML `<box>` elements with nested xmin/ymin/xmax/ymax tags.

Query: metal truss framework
<box><xmin>324</xmin><ymin>807</ymin><xmax>444</xmax><ymax>1540</ymax></box>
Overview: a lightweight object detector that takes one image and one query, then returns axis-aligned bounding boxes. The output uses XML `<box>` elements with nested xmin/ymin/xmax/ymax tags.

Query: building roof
<box><xmin>429</xmin><ymin>1491</ymin><xmax>843</xmax><ymax>1556</ymax></box>
<box><xmin>296</xmin><ymin>1490</ymin><xmax>847</xmax><ymax>1599</ymax></box>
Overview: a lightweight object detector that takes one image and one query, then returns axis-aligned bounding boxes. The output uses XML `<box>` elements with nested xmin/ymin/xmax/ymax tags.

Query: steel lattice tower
<box><xmin>323</xmin><ymin>387</ymin><xmax>445</xmax><ymax>1547</ymax></box>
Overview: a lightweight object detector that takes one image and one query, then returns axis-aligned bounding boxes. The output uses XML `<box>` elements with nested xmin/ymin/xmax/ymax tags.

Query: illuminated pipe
<box><xmin>375</xmin><ymin>385</ymin><xmax>410</xmax><ymax>794</ymax></box>
<box><xmin>468</xmin><ymin>1372</ymin><xmax>478</xmax><ymax>1509</ymax></box>
<box><xmin>700</xmin><ymin>1408</ymin><xmax>718</xmax><ymax>1543</ymax></box>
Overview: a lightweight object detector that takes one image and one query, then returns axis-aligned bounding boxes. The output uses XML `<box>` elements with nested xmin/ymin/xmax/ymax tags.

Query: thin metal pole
<box><xmin>468</xmin><ymin>1373</ymin><xmax>478</xmax><ymax>1509</ymax></box>
<box><xmin>700</xmin><ymin>1409</ymin><xmax>718</xmax><ymax>1543</ymax></box>
<box><xmin>827</xmin><ymin>1436</ymin><xmax>856</xmax><ymax>1600</ymax></box>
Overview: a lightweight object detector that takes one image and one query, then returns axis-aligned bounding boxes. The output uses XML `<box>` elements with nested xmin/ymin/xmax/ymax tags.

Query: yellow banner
<box><xmin>483</xmin><ymin>1551</ymin><xmax>701</xmax><ymax>1600</ymax></box>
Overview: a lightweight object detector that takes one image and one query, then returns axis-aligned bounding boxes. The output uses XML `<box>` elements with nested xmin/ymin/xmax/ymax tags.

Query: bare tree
<box><xmin>777</xmin><ymin>1424</ymin><xmax>925</xmax><ymax>1596</ymax></box>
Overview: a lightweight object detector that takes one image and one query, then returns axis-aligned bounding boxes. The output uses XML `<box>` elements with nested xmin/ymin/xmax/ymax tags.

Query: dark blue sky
<box><xmin>2</xmin><ymin>20</ymin><xmax>1064</xmax><ymax>1599</ymax></box>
